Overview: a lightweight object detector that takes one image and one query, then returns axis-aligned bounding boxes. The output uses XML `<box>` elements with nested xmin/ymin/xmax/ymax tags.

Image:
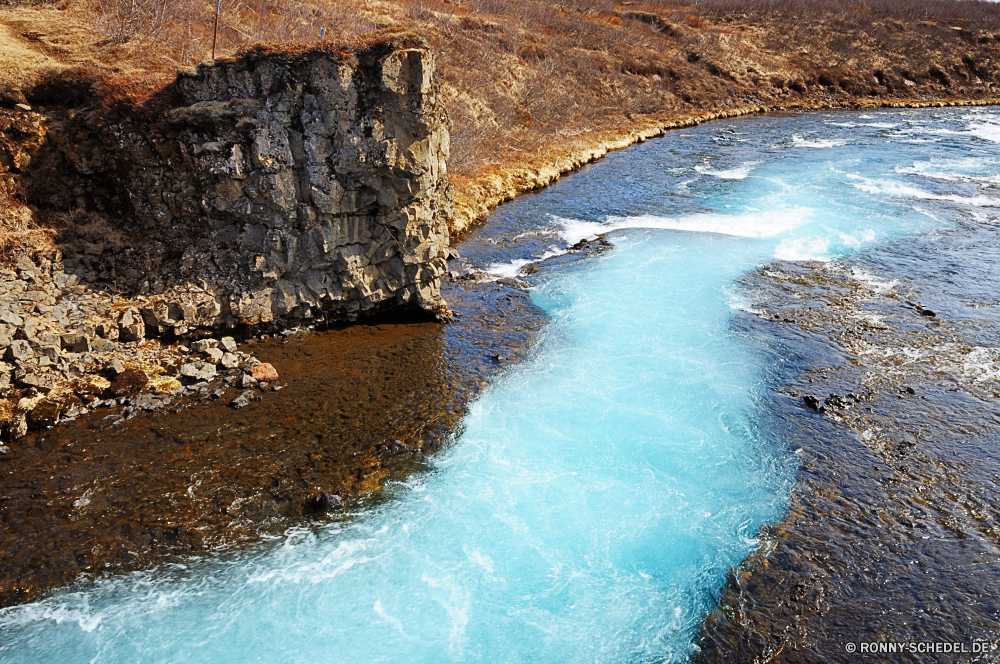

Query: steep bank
<box><xmin>0</xmin><ymin>33</ymin><xmax>453</xmax><ymax>441</ymax></box>
<box><xmin>0</xmin><ymin>275</ymin><xmax>546</xmax><ymax>607</ymax></box>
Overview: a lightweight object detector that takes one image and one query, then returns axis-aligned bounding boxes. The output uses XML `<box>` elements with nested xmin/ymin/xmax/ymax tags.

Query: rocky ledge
<box><xmin>0</xmin><ymin>33</ymin><xmax>455</xmax><ymax>441</ymax></box>
<box><xmin>0</xmin><ymin>254</ymin><xmax>289</xmax><ymax>445</ymax></box>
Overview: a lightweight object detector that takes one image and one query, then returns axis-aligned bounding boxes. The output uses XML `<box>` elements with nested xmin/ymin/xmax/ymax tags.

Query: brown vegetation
<box><xmin>2</xmin><ymin>0</ymin><xmax>1000</xmax><ymax>248</ymax></box>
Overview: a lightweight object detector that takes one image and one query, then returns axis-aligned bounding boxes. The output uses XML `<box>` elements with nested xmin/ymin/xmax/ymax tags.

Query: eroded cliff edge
<box><xmin>31</xmin><ymin>33</ymin><xmax>453</xmax><ymax>326</ymax></box>
<box><xmin>0</xmin><ymin>33</ymin><xmax>453</xmax><ymax>439</ymax></box>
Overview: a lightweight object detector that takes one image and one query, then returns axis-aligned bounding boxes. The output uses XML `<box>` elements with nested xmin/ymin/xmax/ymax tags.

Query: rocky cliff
<box><xmin>0</xmin><ymin>33</ymin><xmax>453</xmax><ymax>441</ymax></box>
<box><xmin>24</xmin><ymin>32</ymin><xmax>453</xmax><ymax>330</ymax></box>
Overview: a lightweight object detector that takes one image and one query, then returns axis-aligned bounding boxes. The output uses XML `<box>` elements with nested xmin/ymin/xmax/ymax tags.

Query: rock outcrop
<box><xmin>0</xmin><ymin>33</ymin><xmax>453</xmax><ymax>440</ymax></box>
<box><xmin>26</xmin><ymin>32</ymin><xmax>454</xmax><ymax>328</ymax></box>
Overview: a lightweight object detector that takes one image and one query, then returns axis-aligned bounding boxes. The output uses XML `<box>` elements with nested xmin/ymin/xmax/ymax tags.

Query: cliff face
<box><xmin>29</xmin><ymin>34</ymin><xmax>453</xmax><ymax>330</ymax></box>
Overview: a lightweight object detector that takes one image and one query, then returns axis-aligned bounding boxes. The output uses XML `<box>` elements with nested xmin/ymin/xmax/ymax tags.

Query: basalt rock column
<box><xmin>45</xmin><ymin>34</ymin><xmax>454</xmax><ymax>330</ymax></box>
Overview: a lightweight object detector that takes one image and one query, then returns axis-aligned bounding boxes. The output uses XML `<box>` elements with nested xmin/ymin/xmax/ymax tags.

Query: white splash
<box><xmin>774</xmin><ymin>237</ymin><xmax>831</xmax><ymax>262</ymax></box>
<box><xmin>792</xmin><ymin>135</ymin><xmax>846</xmax><ymax>148</ymax></box>
<box><xmin>694</xmin><ymin>161</ymin><xmax>758</xmax><ymax>180</ymax></box>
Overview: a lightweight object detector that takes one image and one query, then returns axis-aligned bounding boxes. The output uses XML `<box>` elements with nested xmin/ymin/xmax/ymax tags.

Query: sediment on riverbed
<box><xmin>0</xmin><ymin>274</ymin><xmax>547</xmax><ymax>608</ymax></box>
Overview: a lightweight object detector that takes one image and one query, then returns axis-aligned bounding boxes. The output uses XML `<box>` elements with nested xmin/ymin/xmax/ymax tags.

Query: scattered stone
<box><xmin>0</xmin><ymin>445</ymin><xmax>8</xmax><ymax>454</ymax></box>
<box><xmin>95</xmin><ymin>322</ymin><xmax>119</xmax><ymax>341</ymax></box>
<box><xmin>250</xmin><ymin>362</ymin><xmax>279</xmax><ymax>383</ymax></box>
<box><xmin>229</xmin><ymin>390</ymin><xmax>261</xmax><ymax>409</ymax></box>
<box><xmin>74</xmin><ymin>375</ymin><xmax>111</xmax><ymax>397</ymax></box>
<box><xmin>220</xmin><ymin>352</ymin><xmax>239</xmax><ymax>369</ymax></box>
<box><xmin>803</xmin><ymin>395</ymin><xmax>824</xmax><ymax>412</ymax></box>
<box><xmin>4</xmin><ymin>340</ymin><xmax>33</xmax><ymax>362</ymax></box>
<box><xmin>131</xmin><ymin>393</ymin><xmax>166</xmax><ymax>410</ymax></box>
<box><xmin>304</xmin><ymin>492</ymin><xmax>344</xmax><ymax>514</ymax></box>
<box><xmin>204</xmin><ymin>347</ymin><xmax>224</xmax><ymax>364</ymax></box>
<box><xmin>14</xmin><ymin>366</ymin><xmax>58</xmax><ymax>392</ymax></box>
<box><xmin>92</xmin><ymin>414</ymin><xmax>123</xmax><ymax>430</ymax></box>
<box><xmin>180</xmin><ymin>361</ymin><xmax>217</xmax><ymax>382</ymax></box>
<box><xmin>61</xmin><ymin>334</ymin><xmax>91</xmax><ymax>353</ymax></box>
<box><xmin>191</xmin><ymin>339</ymin><xmax>219</xmax><ymax>352</ymax></box>
<box><xmin>0</xmin><ymin>312</ymin><xmax>23</xmax><ymax>326</ymax></box>
<box><xmin>388</xmin><ymin>439</ymin><xmax>408</xmax><ymax>453</ymax></box>
<box><xmin>241</xmin><ymin>374</ymin><xmax>259</xmax><ymax>388</ymax></box>
<box><xmin>219</xmin><ymin>337</ymin><xmax>237</xmax><ymax>353</ymax></box>
<box><xmin>28</xmin><ymin>398</ymin><xmax>68</xmax><ymax>428</ymax></box>
<box><xmin>919</xmin><ymin>308</ymin><xmax>936</xmax><ymax>318</ymax></box>
<box><xmin>6</xmin><ymin>412</ymin><xmax>27</xmax><ymax>439</ymax></box>
<box><xmin>118</xmin><ymin>307</ymin><xmax>145</xmax><ymax>343</ymax></box>
<box><xmin>109</xmin><ymin>369</ymin><xmax>149</xmax><ymax>397</ymax></box>
<box><xmin>105</xmin><ymin>358</ymin><xmax>126</xmax><ymax>375</ymax></box>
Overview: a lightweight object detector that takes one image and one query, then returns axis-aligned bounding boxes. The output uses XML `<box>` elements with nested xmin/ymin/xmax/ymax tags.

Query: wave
<box><xmin>480</xmin><ymin>210</ymin><xmax>813</xmax><ymax>278</ymax></box>
<box><xmin>694</xmin><ymin>161</ymin><xmax>758</xmax><ymax>180</ymax></box>
<box><xmin>962</xmin><ymin>115</ymin><xmax>1000</xmax><ymax>144</ymax></box>
<box><xmin>792</xmin><ymin>135</ymin><xmax>846</xmax><ymax>148</ymax></box>
<box><xmin>774</xmin><ymin>237</ymin><xmax>831</xmax><ymax>262</ymax></box>
<box><xmin>848</xmin><ymin>175</ymin><xmax>1000</xmax><ymax>207</ymax></box>
<box><xmin>896</xmin><ymin>159</ymin><xmax>1000</xmax><ymax>185</ymax></box>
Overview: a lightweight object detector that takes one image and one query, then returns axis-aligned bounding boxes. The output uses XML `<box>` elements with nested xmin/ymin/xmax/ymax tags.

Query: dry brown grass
<box><xmin>0</xmin><ymin>179</ymin><xmax>55</xmax><ymax>261</ymax></box>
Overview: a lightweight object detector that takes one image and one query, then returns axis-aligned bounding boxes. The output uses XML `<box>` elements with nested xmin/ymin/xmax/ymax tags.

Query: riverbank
<box><xmin>0</xmin><ymin>275</ymin><xmax>545</xmax><ymax>607</ymax></box>
<box><xmin>697</xmin><ymin>221</ymin><xmax>1000</xmax><ymax>661</ymax></box>
<box><xmin>450</xmin><ymin>96</ymin><xmax>1000</xmax><ymax>233</ymax></box>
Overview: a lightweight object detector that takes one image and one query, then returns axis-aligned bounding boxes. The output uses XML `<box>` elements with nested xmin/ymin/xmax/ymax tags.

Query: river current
<box><xmin>2</xmin><ymin>107</ymin><xmax>999</xmax><ymax>662</ymax></box>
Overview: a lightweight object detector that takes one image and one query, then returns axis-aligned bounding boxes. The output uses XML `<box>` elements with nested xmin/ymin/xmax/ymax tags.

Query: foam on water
<box><xmin>694</xmin><ymin>161</ymin><xmax>758</xmax><ymax>180</ymax></box>
<box><xmin>792</xmin><ymin>134</ymin><xmax>846</xmax><ymax>148</ymax></box>
<box><xmin>3</xmin><ymin>108</ymin><xmax>1000</xmax><ymax>663</ymax></box>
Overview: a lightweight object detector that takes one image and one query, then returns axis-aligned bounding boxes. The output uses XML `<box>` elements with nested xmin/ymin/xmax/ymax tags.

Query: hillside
<box><xmin>2</xmin><ymin>0</ymin><xmax>1000</xmax><ymax>250</ymax></box>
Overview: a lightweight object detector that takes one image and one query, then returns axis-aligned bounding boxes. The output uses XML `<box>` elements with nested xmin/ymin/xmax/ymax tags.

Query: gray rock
<box><xmin>95</xmin><ymin>321</ymin><xmax>119</xmax><ymax>341</ymax></box>
<box><xmin>241</xmin><ymin>373</ymin><xmax>259</xmax><ymax>388</ymax></box>
<box><xmin>180</xmin><ymin>361</ymin><xmax>217</xmax><ymax>381</ymax></box>
<box><xmin>219</xmin><ymin>336</ymin><xmax>237</xmax><ymax>353</ymax></box>
<box><xmin>220</xmin><ymin>352</ymin><xmax>239</xmax><ymax>369</ymax></box>
<box><xmin>0</xmin><ymin>312</ymin><xmax>23</xmax><ymax>326</ymax></box>
<box><xmin>91</xmin><ymin>339</ymin><xmax>118</xmax><ymax>352</ymax></box>
<box><xmin>192</xmin><ymin>339</ymin><xmax>219</xmax><ymax>352</ymax></box>
<box><xmin>204</xmin><ymin>347</ymin><xmax>224</xmax><ymax>364</ymax></box>
<box><xmin>118</xmin><ymin>307</ymin><xmax>145</xmax><ymax>343</ymax></box>
<box><xmin>4</xmin><ymin>340</ymin><xmax>33</xmax><ymax>362</ymax></box>
<box><xmin>14</xmin><ymin>366</ymin><xmax>58</xmax><ymax>392</ymax></box>
<box><xmin>92</xmin><ymin>414</ymin><xmax>123</xmax><ymax>430</ymax></box>
<box><xmin>106</xmin><ymin>358</ymin><xmax>126</xmax><ymax>375</ymax></box>
<box><xmin>229</xmin><ymin>389</ymin><xmax>262</xmax><ymax>409</ymax></box>
<box><xmin>61</xmin><ymin>334</ymin><xmax>90</xmax><ymax>353</ymax></box>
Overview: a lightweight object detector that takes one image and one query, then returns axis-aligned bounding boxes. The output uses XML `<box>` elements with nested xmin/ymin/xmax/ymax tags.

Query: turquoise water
<box><xmin>3</xmin><ymin>107</ymin><xmax>1000</xmax><ymax>662</ymax></box>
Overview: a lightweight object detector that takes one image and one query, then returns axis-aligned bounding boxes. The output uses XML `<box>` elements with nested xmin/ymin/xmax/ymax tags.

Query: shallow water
<box><xmin>3</xmin><ymin>107</ymin><xmax>1000</xmax><ymax>662</ymax></box>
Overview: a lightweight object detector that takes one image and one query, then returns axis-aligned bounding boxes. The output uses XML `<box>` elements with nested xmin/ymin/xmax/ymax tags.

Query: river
<box><xmin>2</xmin><ymin>107</ymin><xmax>999</xmax><ymax>662</ymax></box>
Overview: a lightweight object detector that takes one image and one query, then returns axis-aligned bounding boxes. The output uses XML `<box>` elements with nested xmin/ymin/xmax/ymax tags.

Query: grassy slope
<box><xmin>1</xmin><ymin>0</ymin><xmax>1000</xmax><ymax>244</ymax></box>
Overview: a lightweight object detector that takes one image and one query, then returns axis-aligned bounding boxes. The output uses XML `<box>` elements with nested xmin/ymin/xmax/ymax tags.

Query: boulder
<box><xmin>250</xmin><ymin>362</ymin><xmax>278</xmax><ymax>383</ymax></box>
<box><xmin>109</xmin><ymin>368</ymin><xmax>149</xmax><ymax>397</ymax></box>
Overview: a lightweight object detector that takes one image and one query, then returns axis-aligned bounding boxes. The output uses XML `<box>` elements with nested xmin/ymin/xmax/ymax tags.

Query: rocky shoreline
<box><xmin>0</xmin><ymin>251</ymin><xmax>287</xmax><ymax>446</ymax></box>
<box><xmin>0</xmin><ymin>266</ymin><xmax>545</xmax><ymax>607</ymax></box>
<box><xmin>695</xmin><ymin>222</ymin><xmax>1000</xmax><ymax>662</ymax></box>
